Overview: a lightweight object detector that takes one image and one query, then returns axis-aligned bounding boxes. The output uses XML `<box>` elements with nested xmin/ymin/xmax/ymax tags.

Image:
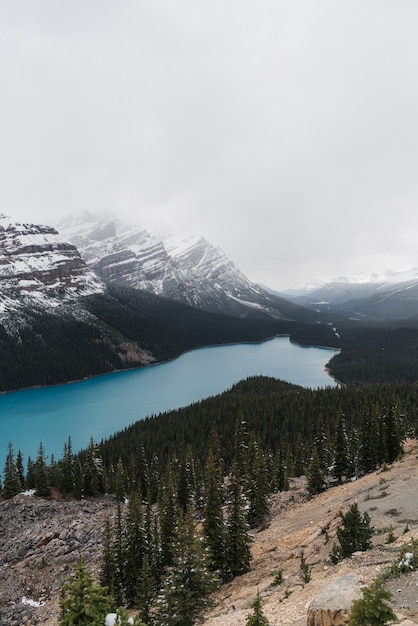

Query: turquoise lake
<box><xmin>0</xmin><ymin>336</ymin><xmax>339</xmax><ymax>460</ymax></box>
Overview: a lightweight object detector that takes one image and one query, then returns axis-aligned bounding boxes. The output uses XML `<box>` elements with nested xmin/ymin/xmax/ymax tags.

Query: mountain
<box><xmin>56</xmin><ymin>210</ymin><xmax>321</xmax><ymax>322</ymax></box>
<box><xmin>0</xmin><ymin>213</ymin><xmax>103</xmax><ymax>319</ymax></box>
<box><xmin>284</xmin><ymin>269</ymin><xmax>418</xmax><ymax>320</ymax></box>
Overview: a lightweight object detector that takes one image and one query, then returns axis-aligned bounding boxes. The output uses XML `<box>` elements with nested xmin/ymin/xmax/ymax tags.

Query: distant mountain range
<box><xmin>281</xmin><ymin>269</ymin><xmax>418</xmax><ymax>320</ymax></box>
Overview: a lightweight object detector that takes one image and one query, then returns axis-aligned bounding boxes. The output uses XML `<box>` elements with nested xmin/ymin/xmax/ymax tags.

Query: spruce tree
<box><xmin>83</xmin><ymin>437</ymin><xmax>102</xmax><ymax>497</ymax></box>
<box><xmin>153</xmin><ymin>505</ymin><xmax>219</xmax><ymax>626</ymax></box>
<box><xmin>348</xmin><ymin>579</ymin><xmax>397</xmax><ymax>626</ymax></box>
<box><xmin>59</xmin><ymin>557</ymin><xmax>112</xmax><ymax>625</ymax></box>
<box><xmin>2</xmin><ymin>442</ymin><xmax>22</xmax><ymax>499</ymax></box>
<box><xmin>307</xmin><ymin>447</ymin><xmax>325</xmax><ymax>496</ymax></box>
<box><xmin>35</xmin><ymin>442</ymin><xmax>50</xmax><ymax>497</ymax></box>
<box><xmin>158</xmin><ymin>465</ymin><xmax>179</xmax><ymax>569</ymax></box>
<box><xmin>224</xmin><ymin>464</ymin><xmax>253</xmax><ymax>580</ymax></box>
<box><xmin>246</xmin><ymin>433</ymin><xmax>269</xmax><ymax>528</ymax></box>
<box><xmin>61</xmin><ymin>437</ymin><xmax>75</xmax><ymax>496</ymax></box>
<box><xmin>384</xmin><ymin>406</ymin><xmax>403</xmax><ymax>464</ymax></box>
<box><xmin>124</xmin><ymin>491</ymin><xmax>146</xmax><ymax>606</ymax></box>
<box><xmin>100</xmin><ymin>516</ymin><xmax>116</xmax><ymax>601</ymax></box>
<box><xmin>331</xmin><ymin>503</ymin><xmax>373</xmax><ymax>562</ymax></box>
<box><xmin>246</xmin><ymin>590</ymin><xmax>270</xmax><ymax>626</ymax></box>
<box><xmin>16</xmin><ymin>449</ymin><xmax>25</xmax><ymax>491</ymax></box>
<box><xmin>203</xmin><ymin>446</ymin><xmax>225</xmax><ymax>577</ymax></box>
<box><xmin>333</xmin><ymin>412</ymin><xmax>350</xmax><ymax>483</ymax></box>
<box><xmin>359</xmin><ymin>407</ymin><xmax>378</xmax><ymax>474</ymax></box>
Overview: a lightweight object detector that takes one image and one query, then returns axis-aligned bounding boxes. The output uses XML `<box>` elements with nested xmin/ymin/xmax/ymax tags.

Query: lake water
<box><xmin>0</xmin><ymin>336</ymin><xmax>338</xmax><ymax>461</ymax></box>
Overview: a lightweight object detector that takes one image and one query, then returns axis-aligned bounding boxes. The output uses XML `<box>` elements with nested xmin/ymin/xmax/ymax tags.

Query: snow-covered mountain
<box><xmin>57</xmin><ymin>210</ymin><xmax>318</xmax><ymax>321</ymax></box>
<box><xmin>284</xmin><ymin>269</ymin><xmax>418</xmax><ymax>320</ymax></box>
<box><xmin>0</xmin><ymin>214</ymin><xmax>103</xmax><ymax>317</ymax></box>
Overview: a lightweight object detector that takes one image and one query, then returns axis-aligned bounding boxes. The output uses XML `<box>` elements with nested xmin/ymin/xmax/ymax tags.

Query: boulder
<box><xmin>307</xmin><ymin>574</ymin><xmax>363</xmax><ymax>626</ymax></box>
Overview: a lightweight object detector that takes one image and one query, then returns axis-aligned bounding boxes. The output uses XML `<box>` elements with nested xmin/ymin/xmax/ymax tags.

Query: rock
<box><xmin>307</xmin><ymin>574</ymin><xmax>363</xmax><ymax>626</ymax></box>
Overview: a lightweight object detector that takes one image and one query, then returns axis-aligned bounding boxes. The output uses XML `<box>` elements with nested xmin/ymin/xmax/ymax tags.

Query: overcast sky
<box><xmin>1</xmin><ymin>1</ymin><xmax>418</xmax><ymax>290</ymax></box>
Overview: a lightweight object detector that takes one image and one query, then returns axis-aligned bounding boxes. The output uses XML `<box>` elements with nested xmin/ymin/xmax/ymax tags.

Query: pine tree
<box><xmin>224</xmin><ymin>464</ymin><xmax>253</xmax><ymax>580</ymax></box>
<box><xmin>35</xmin><ymin>442</ymin><xmax>50</xmax><ymax>497</ymax></box>
<box><xmin>348</xmin><ymin>579</ymin><xmax>397</xmax><ymax>626</ymax></box>
<box><xmin>100</xmin><ymin>516</ymin><xmax>116</xmax><ymax>601</ymax></box>
<box><xmin>59</xmin><ymin>557</ymin><xmax>112</xmax><ymax>625</ymax></box>
<box><xmin>307</xmin><ymin>447</ymin><xmax>325</xmax><ymax>496</ymax></box>
<box><xmin>124</xmin><ymin>491</ymin><xmax>146</xmax><ymax>606</ymax></box>
<box><xmin>203</xmin><ymin>446</ymin><xmax>225</xmax><ymax>577</ymax></box>
<box><xmin>246</xmin><ymin>433</ymin><xmax>269</xmax><ymax>528</ymax></box>
<box><xmin>246</xmin><ymin>590</ymin><xmax>270</xmax><ymax>626</ymax></box>
<box><xmin>384</xmin><ymin>406</ymin><xmax>403</xmax><ymax>464</ymax></box>
<box><xmin>73</xmin><ymin>459</ymin><xmax>84</xmax><ymax>500</ymax></box>
<box><xmin>115</xmin><ymin>458</ymin><xmax>127</xmax><ymax>503</ymax></box>
<box><xmin>16</xmin><ymin>449</ymin><xmax>25</xmax><ymax>491</ymax></box>
<box><xmin>153</xmin><ymin>505</ymin><xmax>219</xmax><ymax>626</ymax></box>
<box><xmin>83</xmin><ymin>437</ymin><xmax>102</xmax><ymax>497</ymax></box>
<box><xmin>111</xmin><ymin>504</ymin><xmax>126</xmax><ymax>606</ymax></box>
<box><xmin>26</xmin><ymin>456</ymin><xmax>36</xmax><ymax>490</ymax></box>
<box><xmin>158</xmin><ymin>465</ymin><xmax>179</xmax><ymax>569</ymax></box>
<box><xmin>333</xmin><ymin>412</ymin><xmax>350</xmax><ymax>483</ymax></box>
<box><xmin>2</xmin><ymin>442</ymin><xmax>22</xmax><ymax>499</ymax></box>
<box><xmin>331</xmin><ymin>503</ymin><xmax>373</xmax><ymax>562</ymax></box>
<box><xmin>359</xmin><ymin>407</ymin><xmax>378</xmax><ymax>474</ymax></box>
<box><xmin>313</xmin><ymin>414</ymin><xmax>330</xmax><ymax>475</ymax></box>
<box><xmin>61</xmin><ymin>437</ymin><xmax>74</xmax><ymax>497</ymax></box>
<box><xmin>274</xmin><ymin>446</ymin><xmax>289</xmax><ymax>492</ymax></box>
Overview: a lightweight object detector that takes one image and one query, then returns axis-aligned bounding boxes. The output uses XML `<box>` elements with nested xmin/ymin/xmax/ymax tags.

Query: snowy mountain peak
<box><xmin>57</xmin><ymin>209</ymin><xmax>314</xmax><ymax>321</ymax></box>
<box><xmin>0</xmin><ymin>216</ymin><xmax>103</xmax><ymax>316</ymax></box>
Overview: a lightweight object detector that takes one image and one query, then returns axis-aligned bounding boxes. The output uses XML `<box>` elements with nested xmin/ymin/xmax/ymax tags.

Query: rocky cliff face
<box><xmin>0</xmin><ymin>214</ymin><xmax>103</xmax><ymax>317</ymax></box>
<box><xmin>57</xmin><ymin>210</ymin><xmax>317</xmax><ymax>321</ymax></box>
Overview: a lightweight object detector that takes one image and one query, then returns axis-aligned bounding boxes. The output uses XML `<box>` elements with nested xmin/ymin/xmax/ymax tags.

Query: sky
<box><xmin>1</xmin><ymin>1</ymin><xmax>418</xmax><ymax>291</ymax></box>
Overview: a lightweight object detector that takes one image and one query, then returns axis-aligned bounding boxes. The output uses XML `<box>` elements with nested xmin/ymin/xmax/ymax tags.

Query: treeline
<box><xmin>2</xmin><ymin>376</ymin><xmax>415</xmax><ymax>503</ymax></box>
<box><xmin>327</xmin><ymin>322</ymin><xmax>418</xmax><ymax>384</ymax></box>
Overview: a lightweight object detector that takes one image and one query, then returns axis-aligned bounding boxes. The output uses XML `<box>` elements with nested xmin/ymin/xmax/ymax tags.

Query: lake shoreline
<box><xmin>0</xmin><ymin>333</ymin><xmax>340</xmax><ymax>396</ymax></box>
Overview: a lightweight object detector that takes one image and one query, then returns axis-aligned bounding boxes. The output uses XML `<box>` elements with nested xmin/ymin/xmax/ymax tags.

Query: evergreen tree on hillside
<box><xmin>16</xmin><ymin>449</ymin><xmax>25</xmax><ymax>491</ymax></box>
<box><xmin>224</xmin><ymin>463</ymin><xmax>253</xmax><ymax>579</ymax></box>
<box><xmin>307</xmin><ymin>446</ymin><xmax>325</xmax><ymax>496</ymax></box>
<box><xmin>124</xmin><ymin>491</ymin><xmax>146</xmax><ymax>606</ymax></box>
<box><xmin>313</xmin><ymin>415</ymin><xmax>329</xmax><ymax>475</ymax></box>
<box><xmin>2</xmin><ymin>442</ymin><xmax>22</xmax><ymax>499</ymax></box>
<box><xmin>154</xmin><ymin>506</ymin><xmax>219</xmax><ymax>626</ymax></box>
<box><xmin>59</xmin><ymin>557</ymin><xmax>112</xmax><ymax>626</ymax></box>
<box><xmin>333</xmin><ymin>412</ymin><xmax>350</xmax><ymax>483</ymax></box>
<box><xmin>246</xmin><ymin>433</ymin><xmax>269</xmax><ymax>527</ymax></box>
<box><xmin>35</xmin><ymin>442</ymin><xmax>50</xmax><ymax>497</ymax></box>
<box><xmin>246</xmin><ymin>591</ymin><xmax>270</xmax><ymax>626</ymax></box>
<box><xmin>384</xmin><ymin>406</ymin><xmax>403</xmax><ymax>464</ymax></box>
<box><xmin>203</xmin><ymin>444</ymin><xmax>225</xmax><ymax>577</ymax></box>
<box><xmin>331</xmin><ymin>503</ymin><xmax>373</xmax><ymax>562</ymax></box>
<box><xmin>359</xmin><ymin>407</ymin><xmax>379</xmax><ymax>474</ymax></box>
<box><xmin>83</xmin><ymin>437</ymin><xmax>102</xmax><ymax>497</ymax></box>
<box><xmin>158</xmin><ymin>465</ymin><xmax>179</xmax><ymax>570</ymax></box>
<box><xmin>348</xmin><ymin>579</ymin><xmax>397</xmax><ymax>626</ymax></box>
<box><xmin>61</xmin><ymin>437</ymin><xmax>74</xmax><ymax>496</ymax></box>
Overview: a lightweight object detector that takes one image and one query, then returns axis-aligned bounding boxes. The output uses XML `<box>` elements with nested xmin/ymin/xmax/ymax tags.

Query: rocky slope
<box><xmin>57</xmin><ymin>210</ymin><xmax>321</xmax><ymax>322</ymax></box>
<box><xmin>0</xmin><ymin>214</ymin><xmax>103</xmax><ymax>318</ymax></box>
<box><xmin>1</xmin><ymin>443</ymin><xmax>418</xmax><ymax>626</ymax></box>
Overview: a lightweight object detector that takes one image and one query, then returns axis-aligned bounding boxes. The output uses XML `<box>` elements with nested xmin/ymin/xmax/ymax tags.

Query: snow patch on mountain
<box><xmin>0</xmin><ymin>214</ymin><xmax>103</xmax><ymax>318</ymax></box>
